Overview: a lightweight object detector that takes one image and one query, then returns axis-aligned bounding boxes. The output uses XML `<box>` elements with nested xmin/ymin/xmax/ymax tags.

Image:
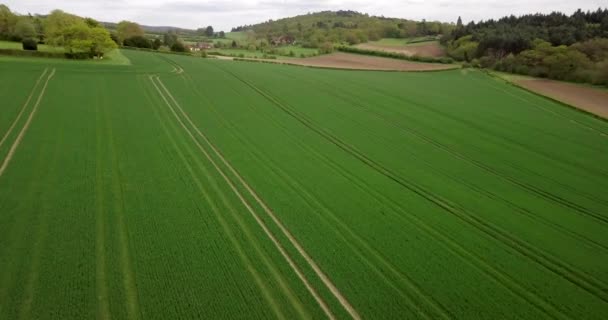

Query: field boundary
<box><xmin>229</xmin><ymin>57</ymin><xmax>459</xmax><ymax>73</ymax></box>
<box><xmin>0</xmin><ymin>68</ymin><xmax>55</xmax><ymax>178</ymax></box>
<box><xmin>485</xmin><ymin>70</ymin><xmax>608</xmax><ymax>124</ymax></box>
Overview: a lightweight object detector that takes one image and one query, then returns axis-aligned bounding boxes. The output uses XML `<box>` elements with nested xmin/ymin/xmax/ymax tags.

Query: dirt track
<box><xmin>355</xmin><ymin>42</ymin><xmax>445</xmax><ymax>57</ymax></box>
<box><xmin>284</xmin><ymin>53</ymin><xmax>455</xmax><ymax>71</ymax></box>
<box><xmin>515</xmin><ymin>79</ymin><xmax>608</xmax><ymax>119</ymax></box>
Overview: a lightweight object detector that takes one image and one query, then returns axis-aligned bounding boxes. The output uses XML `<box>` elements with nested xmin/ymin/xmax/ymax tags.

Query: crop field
<box><xmin>1</xmin><ymin>50</ymin><xmax>607</xmax><ymax>319</ymax></box>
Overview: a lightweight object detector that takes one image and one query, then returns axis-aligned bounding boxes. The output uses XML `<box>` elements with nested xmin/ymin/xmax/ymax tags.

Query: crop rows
<box><xmin>0</xmin><ymin>50</ymin><xmax>607</xmax><ymax>319</ymax></box>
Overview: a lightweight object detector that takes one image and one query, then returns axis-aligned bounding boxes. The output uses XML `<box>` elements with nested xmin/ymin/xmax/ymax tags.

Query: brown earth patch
<box><xmin>355</xmin><ymin>42</ymin><xmax>445</xmax><ymax>57</ymax></box>
<box><xmin>514</xmin><ymin>79</ymin><xmax>608</xmax><ymax>119</ymax></box>
<box><xmin>281</xmin><ymin>52</ymin><xmax>455</xmax><ymax>71</ymax></box>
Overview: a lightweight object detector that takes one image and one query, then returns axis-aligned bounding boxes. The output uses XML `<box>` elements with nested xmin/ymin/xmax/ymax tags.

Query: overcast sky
<box><xmin>3</xmin><ymin>0</ymin><xmax>606</xmax><ymax>31</ymax></box>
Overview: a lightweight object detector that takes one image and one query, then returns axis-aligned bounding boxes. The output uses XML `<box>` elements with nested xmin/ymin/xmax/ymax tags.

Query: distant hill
<box><xmin>231</xmin><ymin>10</ymin><xmax>455</xmax><ymax>46</ymax></box>
<box><xmin>101</xmin><ymin>21</ymin><xmax>196</xmax><ymax>35</ymax></box>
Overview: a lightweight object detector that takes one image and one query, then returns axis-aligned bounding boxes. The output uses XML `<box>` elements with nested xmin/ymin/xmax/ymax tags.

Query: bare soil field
<box><xmin>355</xmin><ymin>42</ymin><xmax>445</xmax><ymax>57</ymax></box>
<box><xmin>282</xmin><ymin>53</ymin><xmax>456</xmax><ymax>71</ymax></box>
<box><xmin>515</xmin><ymin>79</ymin><xmax>608</xmax><ymax>119</ymax></box>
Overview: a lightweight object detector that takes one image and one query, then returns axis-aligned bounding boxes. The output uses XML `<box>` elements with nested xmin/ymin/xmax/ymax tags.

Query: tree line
<box><xmin>0</xmin><ymin>4</ymin><xmax>116</xmax><ymax>58</ymax></box>
<box><xmin>442</xmin><ymin>8</ymin><xmax>608</xmax><ymax>85</ymax></box>
<box><xmin>0</xmin><ymin>4</ymin><xmax>222</xmax><ymax>57</ymax></box>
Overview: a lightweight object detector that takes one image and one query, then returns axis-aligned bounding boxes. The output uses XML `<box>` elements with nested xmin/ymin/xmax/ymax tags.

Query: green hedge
<box><xmin>337</xmin><ymin>46</ymin><xmax>454</xmax><ymax>64</ymax></box>
<box><xmin>0</xmin><ymin>48</ymin><xmax>65</xmax><ymax>59</ymax></box>
<box><xmin>121</xmin><ymin>46</ymin><xmax>194</xmax><ymax>57</ymax></box>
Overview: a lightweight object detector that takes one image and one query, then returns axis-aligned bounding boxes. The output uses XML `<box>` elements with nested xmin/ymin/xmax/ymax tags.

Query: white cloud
<box><xmin>3</xmin><ymin>0</ymin><xmax>606</xmax><ymax>31</ymax></box>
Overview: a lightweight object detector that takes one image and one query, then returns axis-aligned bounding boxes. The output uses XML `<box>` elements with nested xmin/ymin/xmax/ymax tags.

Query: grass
<box><xmin>0</xmin><ymin>50</ymin><xmax>607</xmax><ymax>319</ymax></box>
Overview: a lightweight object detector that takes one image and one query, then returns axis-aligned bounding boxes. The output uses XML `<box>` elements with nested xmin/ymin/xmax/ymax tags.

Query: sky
<box><xmin>3</xmin><ymin>0</ymin><xmax>606</xmax><ymax>31</ymax></box>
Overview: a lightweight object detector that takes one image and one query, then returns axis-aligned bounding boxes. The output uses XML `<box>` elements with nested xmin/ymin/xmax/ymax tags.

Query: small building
<box><xmin>188</xmin><ymin>42</ymin><xmax>214</xmax><ymax>52</ymax></box>
<box><xmin>270</xmin><ymin>35</ymin><xmax>295</xmax><ymax>46</ymax></box>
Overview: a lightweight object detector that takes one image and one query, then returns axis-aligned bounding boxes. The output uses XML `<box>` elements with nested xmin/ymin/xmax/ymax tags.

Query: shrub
<box><xmin>123</xmin><ymin>35</ymin><xmax>152</xmax><ymax>48</ymax></box>
<box><xmin>0</xmin><ymin>48</ymin><xmax>63</xmax><ymax>59</ymax></box>
<box><xmin>22</xmin><ymin>38</ymin><xmax>38</xmax><ymax>51</ymax></box>
<box><xmin>65</xmin><ymin>51</ymin><xmax>92</xmax><ymax>59</ymax></box>
<box><xmin>170</xmin><ymin>42</ymin><xmax>187</xmax><ymax>52</ymax></box>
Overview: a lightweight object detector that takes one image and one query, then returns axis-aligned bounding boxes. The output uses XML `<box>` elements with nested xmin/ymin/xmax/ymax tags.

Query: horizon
<box><xmin>3</xmin><ymin>0</ymin><xmax>607</xmax><ymax>32</ymax></box>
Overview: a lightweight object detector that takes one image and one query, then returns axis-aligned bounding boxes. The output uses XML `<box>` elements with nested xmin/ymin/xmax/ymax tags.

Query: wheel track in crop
<box><xmin>283</xmin><ymin>69</ymin><xmax>608</xmax><ymax>214</ymax></box>
<box><xmin>151</xmin><ymin>73</ymin><xmax>319</xmax><ymax>320</ymax></box>
<box><xmin>286</xmin><ymin>75</ymin><xmax>608</xmax><ymax>251</ymax></box>
<box><xmin>0</xmin><ymin>68</ymin><xmax>51</xmax><ymax>316</ymax></box>
<box><xmin>0</xmin><ymin>141</ymin><xmax>50</xmax><ymax>318</ymax></box>
<box><xmin>154</xmin><ymin>71</ymin><xmax>363</xmax><ymax>320</ymax></box>
<box><xmin>317</xmin><ymin>71</ymin><xmax>608</xmax><ymax>181</ymax></box>
<box><xmin>210</xmin><ymin>78</ymin><xmax>577</xmax><ymax>319</ymax></box>
<box><xmin>95</xmin><ymin>84</ymin><xmax>111</xmax><ymax>320</ymax></box>
<box><xmin>103</xmin><ymin>94</ymin><xmax>142</xmax><ymax>320</ymax></box>
<box><xmin>0</xmin><ymin>68</ymin><xmax>47</xmax><ymax>150</ymax></box>
<box><xmin>144</xmin><ymin>76</ymin><xmax>294</xmax><ymax>319</ymax></box>
<box><xmin>314</xmin><ymin>71</ymin><xmax>608</xmax><ymax>209</ymax></box>
<box><xmin>175</xmin><ymin>71</ymin><xmax>452</xmax><ymax>319</ymax></box>
<box><xmin>0</xmin><ymin>69</ymin><xmax>55</xmax><ymax>179</ymax></box>
<box><xmin>182</xmin><ymin>64</ymin><xmax>577</xmax><ymax>319</ymax></box>
<box><xmin>218</xmin><ymin>67</ymin><xmax>608</xmax><ymax>306</ymax></box>
<box><xmin>146</xmin><ymin>75</ymin><xmax>323</xmax><ymax>319</ymax></box>
<box><xmin>151</xmin><ymin>73</ymin><xmax>350</xmax><ymax>320</ymax></box>
<box><xmin>140</xmin><ymin>75</ymin><xmax>292</xmax><ymax>319</ymax></box>
<box><xmin>17</xmin><ymin>113</ymin><xmax>62</xmax><ymax>320</ymax></box>
<box><xmin>203</xmin><ymin>65</ymin><xmax>580</xmax><ymax>319</ymax></box>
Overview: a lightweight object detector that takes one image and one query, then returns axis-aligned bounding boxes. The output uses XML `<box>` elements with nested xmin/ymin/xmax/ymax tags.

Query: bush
<box><xmin>123</xmin><ymin>35</ymin><xmax>152</xmax><ymax>49</ymax></box>
<box><xmin>170</xmin><ymin>42</ymin><xmax>187</xmax><ymax>52</ymax></box>
<box><xmin>0</xmin><ymin>48</ymin><xmax>63</xmax><ymax>59</ymax></box>
<box><xmin>65</xmin><ymin>51</ymin><xmax>93</xmax><ymax>59</ymax></box>
<box><xmin>22</xmin><ymin>38</ymin><xmax>38</xmax><ymax>51</ymax></box>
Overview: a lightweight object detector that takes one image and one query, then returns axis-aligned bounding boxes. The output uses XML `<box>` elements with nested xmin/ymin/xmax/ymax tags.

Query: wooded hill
<box><xmin>231</xmin><ymin>10</ymin><xmax>454</xmax><ymax>47</ymax></box>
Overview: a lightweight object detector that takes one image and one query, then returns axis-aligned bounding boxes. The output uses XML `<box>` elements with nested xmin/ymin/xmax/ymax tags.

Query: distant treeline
<box><xmin>231</xmin><ymin>10</ymin><xmax>455</xmax><ymax>47</ymax></box>
<box><xmin>443</xmin><ymin>8</ymin><xmax>608</xmax><ymax>85</ymax></box>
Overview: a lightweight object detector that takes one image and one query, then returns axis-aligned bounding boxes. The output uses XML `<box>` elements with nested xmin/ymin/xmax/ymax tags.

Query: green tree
<box><xmin>218</xmin><ymin>31</ymin><xmax>225</xmax><ymax>38</ymax></box>
<box><xmin>152</xmin><ymin>38</ymin><xmax>162</xmax><ymax>50</ymax></box>
<box><xmin>44</xmin><ymin>10</ymin><xmax>87</xmax><ymax>46</ymax></box>
<box><xmin>170</xmin><ymin>41</ymin><xmax>187</xmax><ymax>52</ymax></box>
<box><xmin>116</xmin><ymin>20</ymin><xmax>144</xmax><ymax>44</ymax></box>
<box><xmin>84</xmin><ymin>17</ymin><xmax>100</xmax><ymax>28</ymax></box>
<box><xmin>14</xmin><ymin>17</ymin><xmax>37</xmax><ymax>41</ymax></box>
<box><xmin>0</xmin><ymin>4</ymin><xmax>18</xmax><ymax>39</ymax></box>
<box><xmin>205</xmin><ymin>25</ymin><xmax>214</xmax><ymax>37</ymax></box>
<box><xmin>163</xmin><ymin>32</ymin><xmax>178</xmax><ymax>47</ymax></box>
<box><xmin>89</xmin><ymin>27</ymin><xmax>117</xmax><ymax>56</ymax></box>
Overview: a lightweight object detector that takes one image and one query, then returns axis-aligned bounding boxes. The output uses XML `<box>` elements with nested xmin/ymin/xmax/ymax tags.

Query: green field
<box><xmin>1</xmin><ymin>50</ymin><xmax>608</xmax><ymax>319</ymax></box>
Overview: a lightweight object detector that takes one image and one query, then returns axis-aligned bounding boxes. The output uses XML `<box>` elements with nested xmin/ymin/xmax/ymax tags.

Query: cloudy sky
<box><xmin>4</xmin><ymin>0</ymin><xmax>606</xmax><ymax>31</ymax></box>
